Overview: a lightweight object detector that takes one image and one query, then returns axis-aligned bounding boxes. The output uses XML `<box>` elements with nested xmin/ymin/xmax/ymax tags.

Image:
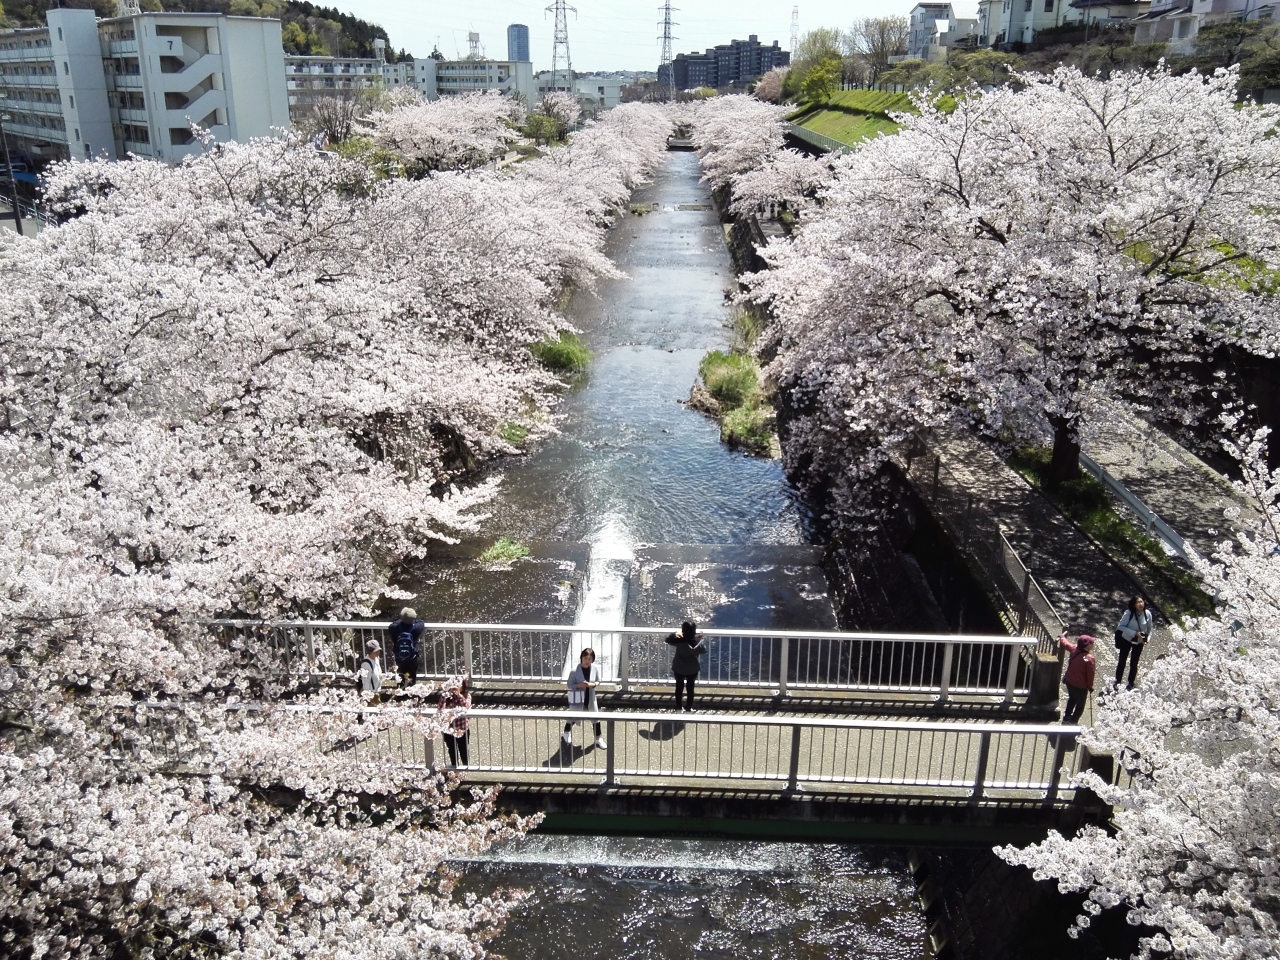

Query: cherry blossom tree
<box><xmin>687</xmin><ymin>95</ymin><xmax>789</xmax><ymax>192</ymax></box>
<box><xmin>753</xmin><ymin>67</ymin><xmax>790</xmax><ymax>104</ymax></box>
<box><xmin>741</xmin><ymin>67</ymin><xmax>1280</xmax><ymax>491</ymax></box>
<box><xmin>999</xmin><ymin>422</ymin><xmax>1280</xmax><ymax>960</ymax></box>
<box><xmin>0</xmin><ymin>103</ymin><xmax>674</xmax><ymax>958</ymax></box>
<box><xmin>361</xmin><ymin>89</ymin><xmax>525</xmax><ymax>175</ymax></box>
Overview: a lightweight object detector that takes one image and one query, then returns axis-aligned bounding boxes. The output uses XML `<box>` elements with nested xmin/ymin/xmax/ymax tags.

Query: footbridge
<box><xmin>213</xmin><ymin>621</ymin><xmax>1101</xmax><ymax>840</ymax></box>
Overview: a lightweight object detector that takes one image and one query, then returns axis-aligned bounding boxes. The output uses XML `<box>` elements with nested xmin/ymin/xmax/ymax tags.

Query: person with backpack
<box><xmin>563</xmin><ymin>647</ymin><xmax>606</xmax><ymax>750</ymax></box>
<box><xmin>664</xmin><ymin>620</ymin><xmax>707</xmax><ymax>711</ymax></box>
<box><xmin>387</xmin><ymin>607</ymin><xmax>425</xmax><ymax>689</ymax></box>
<box><xmin>1058</xmin><ymin>633</ymin><xmax>1097</xmax><ymax>725</ymax></box>
<box><xmin>1114</xmin><ymin>595</ymin><xmax>1154</xmax><ymax>690</ymax></box>
<box><xmin>357</xmin><ymin>639</ymin><xmax>383</xmax><ymax>704</ymax></box>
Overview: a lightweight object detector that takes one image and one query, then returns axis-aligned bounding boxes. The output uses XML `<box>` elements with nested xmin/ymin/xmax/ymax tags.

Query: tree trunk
<box><xmin>1046</xmin><ymin>415</ymin><xmax>1082</xmax><ymax>486</ymax></box>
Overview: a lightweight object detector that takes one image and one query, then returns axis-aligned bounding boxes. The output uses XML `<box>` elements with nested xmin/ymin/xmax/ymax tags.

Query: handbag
<box><xmin>1114</xmin><ymin>629</ymin><xmax>1125</xmax><ymax>649</ymax></box>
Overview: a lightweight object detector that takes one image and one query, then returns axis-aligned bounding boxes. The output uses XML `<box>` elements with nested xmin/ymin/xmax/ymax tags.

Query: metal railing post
<box><xmin>424</xmin><ymin>735</ymin><xmax>436</xmax><ymax>770</ymax></box>
<box><xmin>303</xmin><ymin>624</ymin><xmax>317</xmax><ymax>670</ymax></box>
<box><xmin>938</xmin><ymin>640</ymin><xmax>954</xmax><ymax>704</ymax></box>
<box><xmin>969</xmin><ymin>731</ymin><xmax>992</xmax><ymax>803</ymax></box>
<box><xmin>618</xmin><ymin>631</ymin><xmax>631</xmax><ymax>693</ymax></box>
<box><xmin>604</xmin><ymin>719</ymin><xmax>617</xmax><ymax>787</ymax></box>
<box><xmin>463</xmin><ymin>631</ymin><xmax>473</xmax><ymax>678</ymax></box>
<box><xmin>786</xmin><ymin>724</ymin><xmax>802</xmax><ymax>792</ymax></box>
<box><xmin>778</xmin><ymin>636</ymin><xmax>790</xmax><ymax>698</ymax></box>
<box><xmin>1043</xmin><ymin>733</ymin><xmax>1070</xmax><ymax>807</ymax></box>
<box><xmin>1003</xmin><ymin>644</ymin><xmax>1021</xmax><ymax>702</ymax></box>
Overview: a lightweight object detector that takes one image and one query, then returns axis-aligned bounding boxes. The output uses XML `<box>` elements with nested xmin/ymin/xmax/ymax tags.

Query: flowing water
<box><xmin>446</xmin><ymin>152</ymin><xmax>930</xmax><ymax>958</ymax></box>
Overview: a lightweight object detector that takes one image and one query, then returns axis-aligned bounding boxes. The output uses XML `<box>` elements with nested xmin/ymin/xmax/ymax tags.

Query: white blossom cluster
<box><xmin>1000</xmin><ymin>425</ymin><xmax>1280</xmax><ymax>959</ymax></box>
<box><xmin>0</xmin><ymin>99</ymin><xmax>673</xmax><ymax>957</ymax></box>
<box><xmin>699</xmin><ymin>70</ymin><xmax>1280</xmax><ymax>499</ymax></box>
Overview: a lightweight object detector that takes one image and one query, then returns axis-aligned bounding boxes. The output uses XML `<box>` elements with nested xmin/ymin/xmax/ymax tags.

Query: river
<box><xmin>441</xmin><ymin>152</ymin><xmax>930</xmax><ymax>959</ymax></box>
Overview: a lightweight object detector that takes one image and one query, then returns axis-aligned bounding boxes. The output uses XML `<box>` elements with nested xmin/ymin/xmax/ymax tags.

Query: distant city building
<box><xmin>663</xmin><ymin>34</ymin><xmax>789</xmax><ymax>91</ymax></box>
<box><xmin>0</xmin><ymin>5</ymin><xmax>288</xmax><ymax>165</ymax></box>
<box><xmin>507</xmin><ymin>23</ymin><xmax>530</xmax><ymax>62</ymax></box>
<box><xmin>535</xmin><ymin>72</ymin><xmax>623</xmax><ymax>114</ymax></box>
<box><xmin>436</xmin><ymin>58</ymin><xmax>534</xmax><ymax>103</ymax></box>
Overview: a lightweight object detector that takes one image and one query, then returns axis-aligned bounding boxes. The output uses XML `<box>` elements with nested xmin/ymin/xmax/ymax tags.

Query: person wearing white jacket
<box><xmin>1114</xmin><ymin>596</ymin><xmax>1154</xmax><ymax>690</ymax></box>
<box><xmin>562</xmin><ymin>648</ymin><xmax>606</xmax><ymax>750</ymax></box>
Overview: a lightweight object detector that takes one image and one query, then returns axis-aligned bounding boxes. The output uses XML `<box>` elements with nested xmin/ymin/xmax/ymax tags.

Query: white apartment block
<box><xmin>435</xmin><ymin>59</ymin><xmax>534</xmax><ymax>104</ymax></box>
<box><xmin>0</xmin><ymin>3</ymin><xmax>288</xmax><ymax>165</ymax></box>
<box><xmin>286</xmin><ymin>42</ymin><xmax>537</xmax><ymax>125</ymax></box>
<box><xmin>908</xmin><ymin>3</ymin><xmax>959</xmax><ymax>56</ymax></box>
<box><xmin>535</xmin><ymin>73</ymin><xmax>625</xmax><ymax>115</ymax></box>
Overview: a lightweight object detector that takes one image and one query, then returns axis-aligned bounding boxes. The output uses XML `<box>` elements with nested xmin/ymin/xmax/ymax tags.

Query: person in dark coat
<box><xmin>387</xmin><ymin>607</ymin><xmax>425</xmax><ymax>688</ymax></box>
<box><xmin>1058</xmin><ymin>633</ymin><xmax>1097</xmax><ymax>725</ymax></box>
<box><xmin>665</xmin><ymin>621</ymin><xmax>706</xmax><ymax>712</ymax></box>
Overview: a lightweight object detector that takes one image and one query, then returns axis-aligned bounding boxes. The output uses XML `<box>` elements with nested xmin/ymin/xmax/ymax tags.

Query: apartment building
<box><xmin>0</xmin><ymin>3</ymin><xmax>289</xmax><ymax>165</ymax></box>
<box><xmin>435</xmin><ymin>58</ymin><xmax>534</xmax><ymax>103</ymax></box>
<box><xmin>665</xmin><ymin>35</ymin><xmax>790</xmax><ymax>91</ymax></box>
<box><xmin>1133</xmin><ymin>0</ymin><xmax>1270</xmax><ymax>54</ymax></box>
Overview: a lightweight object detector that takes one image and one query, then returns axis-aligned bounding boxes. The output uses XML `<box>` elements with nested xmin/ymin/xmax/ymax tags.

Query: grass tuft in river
<box><xmin>532</xmin><ymin>330</ymin><xmax>591</xmax><ymax>373</ymax></box>
<box><xmin>478</xmin><ymin>537</ymin><xmax>532</xmax><ymax>566</ymax></box>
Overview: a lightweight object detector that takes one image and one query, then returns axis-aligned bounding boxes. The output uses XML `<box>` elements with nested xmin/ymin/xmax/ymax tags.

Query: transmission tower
<box><xmin>658</xmin><ymin>1</ymin><xmax>678</xmax><ymax>100</ymax></box>
<box><xmin>790</xmin><ymin>6</ymin><xmax>800</xmax><ymax>54</ymax></box>
<box><xmin>546</xmin><ymin>0</ymin><xmax>577</xmax><ymax>93</ymax></box>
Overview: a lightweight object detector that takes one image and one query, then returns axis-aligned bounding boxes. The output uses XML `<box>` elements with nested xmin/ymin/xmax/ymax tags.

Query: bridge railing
<box><xmin>349</xmin><ymin>707</ymin><xmax>1080</xmax><ymax>804</ymax></box>
<box><xmin>208</xmin><ymin>620</ymin><xmax>1040</xmax><ymax>703</ymax></box>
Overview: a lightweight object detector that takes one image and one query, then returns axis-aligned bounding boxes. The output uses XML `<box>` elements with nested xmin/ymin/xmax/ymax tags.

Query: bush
<box><xmin>531</xmin><ymin>330</ymin><xmax>590</xmax><ymax>372</ymax></box>
<box><xmin>698</xmin><ymin>350</ymin><xmax>759</xmax><ymax>408</ymax></box>
<box><xmin>478</xmin><ymin>537</ymin><xmax>530</xmax><ymax>565</ymax></box>
<box><xmin>721</xmin><ymin>403</ymin><xmax>775</xmax><ymax>455</ymax></box>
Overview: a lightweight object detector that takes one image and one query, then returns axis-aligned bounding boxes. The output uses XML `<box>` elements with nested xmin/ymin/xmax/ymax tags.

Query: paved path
<box><xmin>1083</xmin><ymin>411</ymin><xmax>1256</xmax><ymax>558</ymax></box>
<box><xmin>930</xmin><ymin>430</ymin><xmax>1152</xmax><ymax>722</ymax></box>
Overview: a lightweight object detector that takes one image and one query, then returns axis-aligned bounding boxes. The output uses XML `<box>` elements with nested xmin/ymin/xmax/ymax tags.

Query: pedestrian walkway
<box><xmin>926</xmin><ymin>430</ymin><xmax>1150</xmax><ymax>724</ymax></box>
<box><xmin>1084</xmin><ymin>411</ymin><xmax>1255</xmax><ymax>558</ymax></box>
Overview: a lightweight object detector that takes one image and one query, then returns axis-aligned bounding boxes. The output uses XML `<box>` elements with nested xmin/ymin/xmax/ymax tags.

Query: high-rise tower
<box><xmin>790</xmin><ymin>6</ymin><xmax>800</xmax><ymax>54</ymax></box>
<box><xmin>545</xmin><ymin>0</ymin><xmax>576</xmax><ymax>92</ymax></box>
<box><xmin>657</xmin><ymin>1</ymin><xmax>678</xmax><ymax>100</ymax></box>
<box><xmin>507</xmin><ymin>23</ymin><xmax>530</xmax><ymax>62</ymax></box>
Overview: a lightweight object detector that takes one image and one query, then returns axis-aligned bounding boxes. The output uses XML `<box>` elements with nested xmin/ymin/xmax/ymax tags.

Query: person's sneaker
<box><xmin>595</xmin><ymin>736</ymin><xmax>608</xmax><ymax>750</ymax></box>
<box><xmin>562</xmin><ymin>730</ymin><xmax>572</xmax><ymax>745</ymax></box>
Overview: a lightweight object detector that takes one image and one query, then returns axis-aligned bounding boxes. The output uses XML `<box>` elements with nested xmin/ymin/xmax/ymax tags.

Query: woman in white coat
<box><xmin>1114</xmin><ymin>595</ymin><xmax>1154</xmax><ymax>690</ymax></box>
<box><xmin>563</xmin><ymin>647</ymin><xmax>606</xmax><ymax>750</ymax></box>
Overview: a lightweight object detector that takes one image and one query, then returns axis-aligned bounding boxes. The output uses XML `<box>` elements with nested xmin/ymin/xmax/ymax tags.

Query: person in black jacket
<box><xmin>387</xmin><ymin>607</ymin><xmax>425</xmax><ymax>688</ymax></box>
<box><xmin>665</xmin><ymin>621</ymin><xmax>706</xmax><ymax>712</ymax></box>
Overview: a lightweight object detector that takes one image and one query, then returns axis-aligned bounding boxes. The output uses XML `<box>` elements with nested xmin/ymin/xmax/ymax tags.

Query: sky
<box><xmin>334</xmin><ymin>0</ymin><xmax>979</xmax><ymax>74</ymax></box>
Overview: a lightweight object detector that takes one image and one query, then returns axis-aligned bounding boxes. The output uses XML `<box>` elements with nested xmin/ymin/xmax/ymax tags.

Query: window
<box><xmin>63</xmin><ymin>61</ymin><xmax>69</xmax><ymax>75</ymax></box>
<box><xmin>57</xmin><ymin>27</ymin><xmax>63</xmax><ymax>41</ymax></box>
<box><xmin>74</xmin><ymin>127</ymin><xmax>78</xmax><ymax>140</ymax></box>
<box><xmin>1176</xmin><ymin>18</ymin><xmax>1193</xmax><ymax>36</ymax></box>
<box><xmin>1044</xmin><ymin>0</ymin><xmax>1054</xmax><ymax>9</ymax></box>
<box><xmin>68</xmin><ymin>94</ymin><xmax>74</xmax><ymax>108</ymax></box>
<box><xmin>1024</xmin><ymin>0</ymin><xmax>1032</xmax><ymax>10</ymax></box>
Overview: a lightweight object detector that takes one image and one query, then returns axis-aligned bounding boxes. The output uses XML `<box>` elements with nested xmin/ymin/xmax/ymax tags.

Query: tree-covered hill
<box><xmin>0</xmin><ymin>0</ymin><xmax>409</xmax><ymax>59</ymax></box>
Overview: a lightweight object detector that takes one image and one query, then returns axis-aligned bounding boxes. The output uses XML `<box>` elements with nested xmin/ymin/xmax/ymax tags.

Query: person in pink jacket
<box><xmin>1058</xmin><ymin>634</ymin><xmax>1097</xmax><ymax>725</ymax></box>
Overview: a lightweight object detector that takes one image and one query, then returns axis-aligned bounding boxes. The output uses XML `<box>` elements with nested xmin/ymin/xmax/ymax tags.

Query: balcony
<box><xmin>1</xmin><ymin>73</ymin><xmax>60</xmax><ymax>88</ymax></box>
<box><xmin>107</xmin><ymin>39</ymin><xmax>139</xmax><ymax>57</ymax></box>
<box><xmin>112</xmin><ymin>73</ymin><xmax>144</xmax><ymax>90</ymax></box>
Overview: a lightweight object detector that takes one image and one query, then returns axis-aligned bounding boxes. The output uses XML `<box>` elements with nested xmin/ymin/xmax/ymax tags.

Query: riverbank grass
<box><xmin>478</xmin><ymin>537</ymin><xmax>531</xmax><ymax>566</ymax></box>
<box><xmin>1008</xmin><ymin>445</ymin><xmax>1213</xmax><ymax>624</ymax></box>
<box><xmin>695</xmin><ymin>348</ymin><xmax>777</xmax><ymax>457</ymax></box>
<box><xmin>532</xmin><ymin>330</ymin><xmax>590</xmax><ymax>373</ymax></box>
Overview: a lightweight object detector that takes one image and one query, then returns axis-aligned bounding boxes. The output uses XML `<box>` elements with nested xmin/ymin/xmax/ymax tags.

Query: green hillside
<box><xmin>787</xmin><ymin>90</ymin><xmax>952</xmax><ymax>147</ymax></box>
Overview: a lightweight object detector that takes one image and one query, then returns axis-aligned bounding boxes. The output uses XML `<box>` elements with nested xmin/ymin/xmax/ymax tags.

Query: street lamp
<box><xmin>0</xmin><ymin>96</ymin><xmax>25</xmax><ymax>237</ymax></box>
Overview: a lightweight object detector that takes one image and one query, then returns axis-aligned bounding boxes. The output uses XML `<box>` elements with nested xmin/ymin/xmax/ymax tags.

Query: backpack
<box><xmin>356</xmin><ymin>657</ymin><xmax>375</xmax><ymax>691</ymax></box>
<box><xmin>394</xmin><ymin>625</ymin><xmax>419</xmax><ymax>664</ymax></box>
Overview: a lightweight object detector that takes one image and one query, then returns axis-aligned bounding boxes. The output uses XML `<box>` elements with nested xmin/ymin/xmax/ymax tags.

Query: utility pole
<box><xmin>658</xmin><ymin>1</ymin><xmax>678</xmax><ymax>101</ymax></box>
<box><xmin>790</xmin><ymin>5</ymin><xmax>800</xmax><ymax>55</ymax></box>
<box><xmin>546</xmin><ymin>0</ymin><xmax>577</xmax><ymax>93</ymax></box>
<box><xmin>0</xmin><ymin>101</ymin><xmax>24</xmax><ymax>237</ymax></box>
